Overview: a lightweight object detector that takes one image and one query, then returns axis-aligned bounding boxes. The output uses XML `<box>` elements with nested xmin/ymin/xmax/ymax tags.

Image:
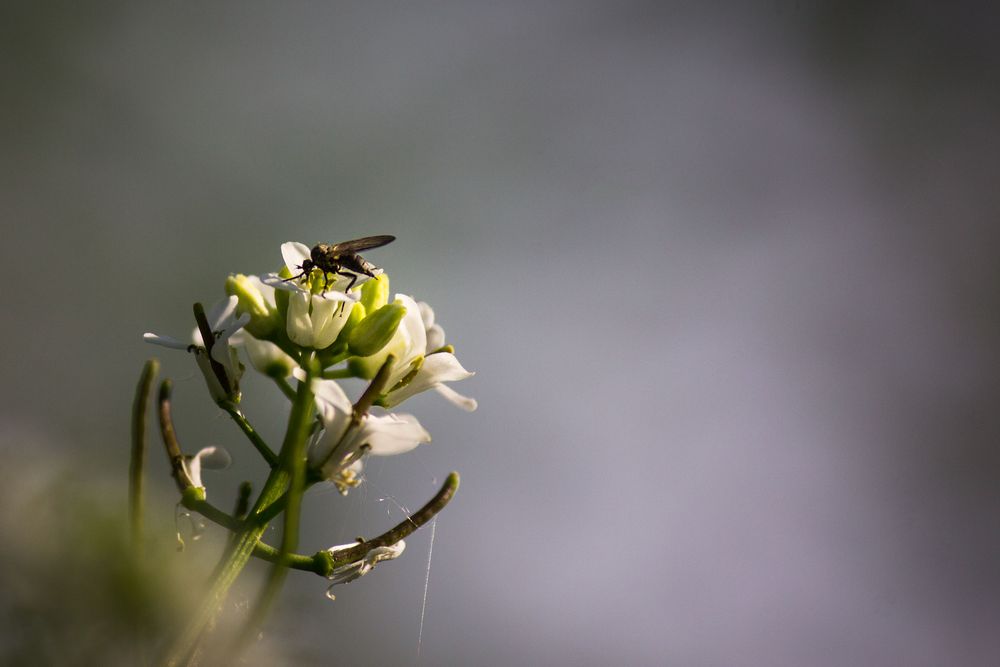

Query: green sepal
<box><xmin>181</xmin><ymin>485</ymin><xmax>206</xmax><ymax>505</ymax></box>
<box><xmin>331</xmin><ymin>301</ymin><xmax>366</xmax><ymax>347</ymax></box>
<box><xmin>313</xmin><ymin>550</ymin><xmax>335</xmax><ymax>578</ymax></box>
<box><xmin>348</xmin><ymin>303</ymin><xmax>406</xmax><ymax>357</ymax></box>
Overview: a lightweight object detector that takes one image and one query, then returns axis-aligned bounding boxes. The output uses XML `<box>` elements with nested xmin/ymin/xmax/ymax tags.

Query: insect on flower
<box><xmin>286</xmin><ymin>235</ymin><xmax>396</xmax><ymax>295</ymax></box>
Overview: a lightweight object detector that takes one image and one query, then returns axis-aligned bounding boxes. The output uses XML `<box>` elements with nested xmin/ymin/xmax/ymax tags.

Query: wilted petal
<box><xmin>326</xmin><ymin>540</ymin><xmax>406</xmax><ymax>586</ymax></box>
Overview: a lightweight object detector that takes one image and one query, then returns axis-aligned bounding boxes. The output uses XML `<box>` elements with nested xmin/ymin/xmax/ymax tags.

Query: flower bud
<box><xmin>226</xmin><ymin>274</ymin><xmax>279</xmax><ymax>339</ymax></box>
<box><xmin>360</xmin><ymin>273</ymin><xmax>390</xmax><ymax>312</ymax></box>
<box><xmin>348</xmin><ymin>303</ymin><xmax>406</xmax><ymax>358</ymax></box>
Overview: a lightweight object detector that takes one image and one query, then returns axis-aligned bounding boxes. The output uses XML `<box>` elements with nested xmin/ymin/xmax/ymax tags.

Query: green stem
<box><xmin>320</xmin><ymin>367</ymin><xmax>354</xmax><ymax>379</ymax></box>
<box><xmin>235</xmin><ymin>362</ymin><xmax>316</xmax><ymax>649</ymax></box>
<box><xmin>219</xmin><ymin>401</ymin><xmax>278</xmax><ymax>467</ymax></box>
<box><xmin>273</xmin><ymin>376</ymin><xmax>296</xmax><ymax>401</ymax></box>
<box><xmin>182</xmin><ymin>495</ymin><xmax>330</xmax><ymax>575</ymax></box>
<box><xmin>129</xmin><ymin>359</ymin><xmax>159</xmax><ymax>554</ymax></box>
<box><xmin>159</xmin><ymin>371</ymin><xmax>316</xmax><ymax>667</ymax></box>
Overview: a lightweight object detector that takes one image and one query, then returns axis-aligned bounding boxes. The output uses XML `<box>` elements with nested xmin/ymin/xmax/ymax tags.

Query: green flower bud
<box><xmin>226</xmin><ymin>274</ymin><xmax>278</xmax><ymax>338</ymax></box>
<box><xmin>348</xmin><ymin>303</ymin><xmax>406</xmax><ymax>358</ymax></box>
<box><xmin>360</xmin><ymin>273</ymin><xmax>390</xmax><ymax>312</ymax></box>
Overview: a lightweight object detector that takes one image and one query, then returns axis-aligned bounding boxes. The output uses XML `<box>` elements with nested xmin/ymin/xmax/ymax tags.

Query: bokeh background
<box><xmin>3</xmin><ymin>2</ymin><xmax>1000</xmax><ymax>665</ymax></box>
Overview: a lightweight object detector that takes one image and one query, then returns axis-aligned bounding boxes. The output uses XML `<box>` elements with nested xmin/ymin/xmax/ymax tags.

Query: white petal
<box><xmin>420</xmin><ymin>352</ymin><xmax>474</xmax><ymax>383</ymax></box>
<box><xmin>418</xmin><ymin>301</ymin><xmax>435</xmax><ymax>329</ymax></box>
<box><xmin>362</xmin><ymin>412</ymin><xmax>431</xmax><ymax>456</ymax></box>
<box><xmin>240</xmin><ymin>335</ymin><xmax>296</xmax><ymax>377</ymax></box>
<box><xmin>434</xmin><ymin>383</ymin><xmax>478</xmax><ymax>412</ymax></box>
<box><xmin>313</xmin><ymin>378</ymin><xmax>352</xmax><ymax>417</ymax></box>
<box><xmin>425</xmin><ymin>324</ymin><xmax>446</xmax><ymax>352</ymax></box>
<box><xmin>143</xmin><ymin>333</ymin><xmax>191</xmax><ymax>350</ymax></box>
<box><xmin>281</xmin><ymin>242</ymin><xmax>312</xmax><ymax>273</ymax></box>
<box><xmin>382</xmin><ymin>353</ymin><xmax>474</xmax><ymax>408</ymax></box>
<box><xmin>286</xmin><ymin>291</ymin><xmax>316</xmax><ymax>347</ymax></box>
<box><xmin>184</xmin><ymin>445</ymin><xmax>232</xmax><ymax>489</ymax></box>
<box><xmin>196</xmin><ymin>446</ymin><xmax>232</xmax><ymax>470</ymax></box>
<box><xmin>209</xmin><ymin>314</ymin><xmax>250</xmax><ymax>366</ymax></box>
<box><xmin>310</xmin><ymin>296</ymin><xmax>352</xmax><ymax>349</ymax></box>
<box><xmin>261</xmin><ymin>271</ymin><xmax>302</xmax><ymax>292</ymax></box>
<box><xmin>394</xmin><ymin>294</ymin><xmax>427</xmax><ymax>356</ymax></box>
<box><xmin>207</xmin><ymin>296</ymin><xmax>240</xmax><ymax>330</ymax></box>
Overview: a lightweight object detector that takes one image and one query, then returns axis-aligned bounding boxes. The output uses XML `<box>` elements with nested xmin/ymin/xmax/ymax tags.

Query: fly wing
<box><xmin>330</xmin><ymin>235</ymin><xmax>396</xmax><ymax>254</ymax></box>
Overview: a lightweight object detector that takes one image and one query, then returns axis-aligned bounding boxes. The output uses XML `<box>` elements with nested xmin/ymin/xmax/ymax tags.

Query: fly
<box><xmin>287</xmin><ymin>235</ymin><xmax>396</xmax><ymax>295</ymax></box>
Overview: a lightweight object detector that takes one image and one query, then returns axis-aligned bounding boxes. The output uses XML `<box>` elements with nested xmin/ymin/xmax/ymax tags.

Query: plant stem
<box><xmin>159</xmin><ymin>374</ymin><xmax>316</xmax><ymax>667</ymax></box>
<box><xmin>234</xmin><ymin>363</ymin><xmax>316</xmax><ymax>649</ymax></box>
<box><xmin>129</xmin><ymin>359</ymin><xmax>159</xmax><ymax>554</ymax></box>
<box><xmin>219</xmin><ymin>401</ymin><xmax>278</xmax><ymax>467</ymax></box>
<box><xmin>330</xmin><ymin>472</ymin><xmax>460</xmax><ymax>568</ymax></box>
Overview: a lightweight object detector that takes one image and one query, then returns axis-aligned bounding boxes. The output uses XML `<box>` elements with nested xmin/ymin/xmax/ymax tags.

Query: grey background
<box><xmin>3</xmin><ymin>2</ymin><xmax>1000</xmax><ymax>665</ymax></box>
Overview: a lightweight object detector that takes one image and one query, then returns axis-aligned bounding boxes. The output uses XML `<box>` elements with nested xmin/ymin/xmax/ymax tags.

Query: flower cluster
<box><xmin>138</xmin><ymin>239</ymin><xmax>472</xmax><ymax>661</ymax></box>
<box><xmin>145</xmin><ymin>241</ymin><xmax>476</xmax><ymax>493</ymax></box>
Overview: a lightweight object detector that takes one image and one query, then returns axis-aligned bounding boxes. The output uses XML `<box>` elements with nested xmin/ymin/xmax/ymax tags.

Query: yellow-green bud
<box><xmin>226</xmin><ymin>274</ymin><xmax>278</xmax><ymax>338</ymax></box>
<box><xmin>348</xmin><ymin>303</ymin><xmax>406</xmax><ymax>357</ymax></box>
<box><xmin>360</xmin><ymin>273</ymin><xmax>390</xmax><ymax>312</ymax></box>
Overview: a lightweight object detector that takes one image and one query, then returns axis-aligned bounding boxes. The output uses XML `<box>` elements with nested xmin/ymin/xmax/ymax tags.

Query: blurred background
<box><xmin>2</xmin><ymin>2</ymin><xmax>1000</xmax><ymax>665</ymax></box>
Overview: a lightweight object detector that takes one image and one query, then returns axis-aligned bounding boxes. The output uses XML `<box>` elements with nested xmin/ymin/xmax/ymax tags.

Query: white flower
<box><xmin>182</xmin><ymin>446</ymin><xmax>232</xmax><ymax>493</ymax></box>
<box><xmin>308</xmin><ymin>378</ymin><xmax>431</xmax><ymax>485</ymax></box>
<box><xmin>261</xmin><ymin>242</ymin><xmax>359</xmax><ymax>349</ymax></box>
<box><xmin>325</xmin><ymin>540</ymin><xmax>406</xmax><ymax>586</ymax></box>
<box><xmin>144</xmin><ymin>296</ymin><xmax>249</xmax><ymax>401</ymax></box>
<box><xmin>359</xmin><ymin>294</ymin><xmax>476</xmax><ymax>411</ymax></box>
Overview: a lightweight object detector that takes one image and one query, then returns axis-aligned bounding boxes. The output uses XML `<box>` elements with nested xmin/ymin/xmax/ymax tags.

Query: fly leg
<box><xmin>333</xmin><ymin>270</ymin><xmax>360</xmax><ymax>316</ymax></box>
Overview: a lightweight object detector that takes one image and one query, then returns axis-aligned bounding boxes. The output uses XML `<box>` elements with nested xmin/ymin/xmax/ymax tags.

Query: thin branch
<box><xmin>157</xmin><ymin>380</ymin><xmax>195</xmax><ymax>492</ymax></box>
<box><xmin>330</xmin><ymin>472</ymin><xmax>460</xmax><ymax>568</ymax></box>
<box><xmin>219</xmin><ymin>401</ymin><xmax>278</xmax><ymax>467</ymax></box>
<box><xmin>352</xmin><ymin>354</ymin><xmax>395</xmax><ymax>424</ymax></box>
<box><xmin>192</xmin><ymin>301</ymin><xmax>230</xmax><ymax>394</ymax></box>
